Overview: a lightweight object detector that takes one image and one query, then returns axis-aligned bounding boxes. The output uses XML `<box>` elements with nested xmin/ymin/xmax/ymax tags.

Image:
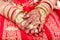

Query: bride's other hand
<box><xmin>17</xmin><ymin>9</ymin><xmax>41</xmax><ymax>36</ymax></box>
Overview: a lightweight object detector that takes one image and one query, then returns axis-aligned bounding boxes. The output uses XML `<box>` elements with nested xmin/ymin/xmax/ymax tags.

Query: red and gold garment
<box><xmin>0</xmin><ymin>0</ymin><xmax>60</xmax><ymax>40</ymax></box>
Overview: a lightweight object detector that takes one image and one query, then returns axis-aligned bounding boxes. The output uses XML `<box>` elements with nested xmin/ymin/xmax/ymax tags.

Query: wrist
<box><xmin>0</xmin><ymin>1</ymin><xmax>25</xmax><ymax>23</ymax></box>
<box><xmin>36</xmin><ymin>4</ymin><xmax>51</xmax><ymax>24</ymax></box>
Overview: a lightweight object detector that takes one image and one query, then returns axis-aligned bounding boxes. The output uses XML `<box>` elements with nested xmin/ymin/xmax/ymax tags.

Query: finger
<box><xmin>30</xmin><ymin>16</ymin><xmax>40</xmax><ymax>29</ymax></box>
<box><xmin>23</xmin><ymin>11</ymin><xmax>32</xmax><ymax>19</ymax></box>
<box><xmin>25</xmin><ymin>17</ymin><xmax>33</xmax><ymax>27</ymax></box>
<box><xmin>23</xmin><ymin>9</ymin><xmax>37</xmax><ymax>19</ymax></box>
<box><xmin>21</xmin><ymin>15</ymin><xmax>33</xmax><ymax>28</ymax></box>
<box><xmin>23</xmin><ymin>13</ymin><xmax>30</xmax><ymax>19</ymax></box>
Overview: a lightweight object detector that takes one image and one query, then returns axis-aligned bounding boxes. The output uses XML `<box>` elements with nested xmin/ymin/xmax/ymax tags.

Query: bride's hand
<box><xmin>16</xmin><ymin>9</ymin><xmax>41</xmax><ymax>36</ymax></box>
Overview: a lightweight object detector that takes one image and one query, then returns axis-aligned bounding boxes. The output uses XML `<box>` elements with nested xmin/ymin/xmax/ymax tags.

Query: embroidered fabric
<box><xmin>2</xmin><ymin>17</ymin><xmax>21</xmax><ymax>40</ymax></box>
<box><xmin>0</xmin><ymin>0</ymin><xmax>60</xmax><ymax>40</ymax></box>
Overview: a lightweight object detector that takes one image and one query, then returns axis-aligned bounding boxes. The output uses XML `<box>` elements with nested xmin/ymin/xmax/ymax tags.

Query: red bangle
<box><xmin>8</xmin><ymin>6</ymin><xmax>17</xmax><ymax>20</ymax></box>
<box><xmin>7</xmin><ymin>5</ymin><xmax>13</xmax><ymax>19</ymax></box>
<box><xmin>12</xmin><ymin>9</ymin><xmax>22</xmax><ymax>22</ymax></box>
<box><xmin>11</xmin><ymin>9</ymin><xmax>17</xmax><ymax>21</ymax></box>
<box><xmin>3</xmin><ymin>4</ymin><xmax>10</xmax><ymax>18</ymax></box>
<box><xmin>0</xmin><ymin>2</ymin><xmax>10</xmax><ymax>15</ymax></box>
<box><xmin>2</xmin><ymin>2</ymin><xmax>10</xmax><ymax>16</ymax></box>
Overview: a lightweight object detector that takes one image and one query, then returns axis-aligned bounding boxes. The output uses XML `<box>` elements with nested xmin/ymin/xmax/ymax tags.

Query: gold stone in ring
<box><xmin>28</xmin><ymin>24</ymin><xmax>34</xmax><ymax>29</ymax></box>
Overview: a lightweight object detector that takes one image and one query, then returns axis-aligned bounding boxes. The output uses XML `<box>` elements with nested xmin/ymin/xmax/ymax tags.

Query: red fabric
<box><xmin>0</xmin><ymin>9</ymin><xmax>60</xmax><ymax>40</ymax></box>
<box><xmin>0</xmin><ymin>0</ymin><xmax>60</xmax><ymax>40</ymax></box>
<box><xmin>44</xmin><ymin>10</ymin><xmax>60</xmax><ymax>40</ymax></box>
<box><xmin>0</xmin><ymin>15</ymin><xmax>34</xmax><ymax>40</ymax></box>
<box><xmin>0</xmin><ymin>15</ymin><xmax>4</xmax><ymax>40</ymax></box>
<box><xmin>12</xmin><ymin>0</ymin><xmax>41</xmax><ymax>12</ymax></box>
<box><xmin>54</xmin><ymin>9</ymin><xmax>60</xmax><ymax>17</ymax></box>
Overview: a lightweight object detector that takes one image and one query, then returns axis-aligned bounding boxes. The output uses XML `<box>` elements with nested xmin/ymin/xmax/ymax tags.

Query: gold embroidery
<box><xmin>2</xmin><ymin>19</ymin><xmax>21</xmax><ymax>40</ymax></box>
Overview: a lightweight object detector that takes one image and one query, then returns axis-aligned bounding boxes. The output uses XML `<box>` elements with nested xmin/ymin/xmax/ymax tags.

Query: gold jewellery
<box><xmin>36</xmin><ymin>0</ymin><xmax>53</xmax><ymax>25</ymax></box>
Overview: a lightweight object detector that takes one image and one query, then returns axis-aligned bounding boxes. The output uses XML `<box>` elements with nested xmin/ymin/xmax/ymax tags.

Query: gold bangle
<box><xmin>3</xmin><ymin>4</ymin><xmax>13</xmax><ymax>18</ymax></box>
<box><xmin>8</xmin><ymin>7</ymin><xmax>17</xmax><ymax>20</ymax></box>
<box><xmin>36</xmin><ymin>7</ymin><xmax>47</xmax><ymax>24</ymax></box>
<box><xmin>40</xmin><ymin>3</ymin><xmax>51</xmax><ymax>14</ymax></box>
<box><xmin>41</xmin><ymin>0</ymin><xmax>54</xmax><ymax>9</ymax></box>
<box><xmin>0</xmin><ymin>2</ymin><xmax>10</xmax><ymax>15</ymax></box>
<box><xmin>15</xmin><ymin>11</ymin><xmax>25</xmax><ymax>24</ymax></box>
<box><xmin>36</xmin><ymin>2</ymin><xmax>52</xmax><ymax>24</ymax></box>
<box><xmin>36</xmin><ymin>3</ymin><xmax>50</xmax><ymax>15</ymax></box>
<box><xmin>12</xmin><ymin>9</ymin><xmax>23</xmax><ymax>22</ymax></box>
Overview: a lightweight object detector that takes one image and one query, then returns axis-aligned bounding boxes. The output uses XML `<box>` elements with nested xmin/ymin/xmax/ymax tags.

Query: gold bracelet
<box><xmin>36</xmin><ymin>1</ymin><xmax>52</xmax><ymax>24</ymax></box>
<box><xmin>41</xmin><ymin>0</ymin><xmax>54</xmax><ymax>9</ymax></box>
<box><xmin>15</xmin><ymin>11</ymin><xmax>25</xmax><ymax>24</ymax></box>
<box><xmin>36</xmin><ymin>3</ymin><xmax>50</xmax><ymax>14</ymax></box>
<box><xmin>37</xmin><ymin>7</ymin><xmax>47</xmax><ymax>24</ymax></box>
